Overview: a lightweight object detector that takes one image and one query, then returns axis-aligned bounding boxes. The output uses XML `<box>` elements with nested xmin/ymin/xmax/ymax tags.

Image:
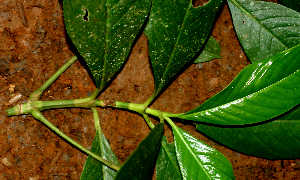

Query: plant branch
<box><xmin>29</xmin><ymin>56</ymin><xmax>78</xmax><ymax>101</ymax></box>
<box><xmin>164</xmin><ymin>116</ymin><xmax>176</xmax><ymax>128</ymax></box>
<box><xmin>142</xmin><ymin>114</ymin><xmax>155</xmax><ymax>129</ymax></box>
<box><xmin>143</xmin><ymin>92</ymin><xmax>157</xmax><ymax>107</ymax></box>
<box><xmin>30</xmin><ymin>109</ymin><xmax>120</xmax><ymax>171</ymax></box>
<box><xmin>92</xmin><ymin>107</ymin><xmax>102</xmax><ymax>134</ymax></box>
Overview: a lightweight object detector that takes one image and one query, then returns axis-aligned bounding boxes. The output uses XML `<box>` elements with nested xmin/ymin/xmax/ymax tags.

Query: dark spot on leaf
<box><xmin>83</xmin><ymin>8</ymin><xmax>89</xmax><ymax>21</ymax></box>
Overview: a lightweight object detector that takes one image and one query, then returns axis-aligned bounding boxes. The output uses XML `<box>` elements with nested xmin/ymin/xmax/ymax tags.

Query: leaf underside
<box><xmin>145</xmin><ymin>0</ymin><xmax>223</xmax><ymax>95</ymax></box>
<box><xmin>115</xmin><ymin>123</ymin><xmax>164</xmax><ymax>180</ymax></box>
<box><xmin>156</xmin><ymin>136</ymin><xmax>182</xmax><ymax>180</ymax></box>
<box><xmin>228</xmin><ymin>0</ymin><xmax>300</xmax><ymax>63</ymax></box>
<box><xmin>180</xmin><ymin>44</ymin><xmax>300</xmax><ymax>125</ymax></box>
<box><xmin>63</xmin><ymin>0</ymin><xmax>151</xmax><ymax>89</ymax></box>
<box><xmin>172</xmin><ymin>126</ymin><xmax>234</xmax><ymax>180</ymax></box>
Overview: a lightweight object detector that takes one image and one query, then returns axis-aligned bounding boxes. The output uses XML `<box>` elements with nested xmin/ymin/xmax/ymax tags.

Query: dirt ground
<box><xmin>0</xmin><ymin>0</ymin><xmax>300</xmax><ymax>179</ymax></box>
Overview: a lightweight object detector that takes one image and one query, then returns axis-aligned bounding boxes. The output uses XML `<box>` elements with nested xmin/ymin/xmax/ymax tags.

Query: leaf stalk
<box><xmin>29</xmin><ymin>56</ymin><xmax>78</xmax><ymax>101</ymax></box>
<box><xmin>31</xmin><ymin>109</ymin><xmax>120</xmax><ymax>171</ymax></box>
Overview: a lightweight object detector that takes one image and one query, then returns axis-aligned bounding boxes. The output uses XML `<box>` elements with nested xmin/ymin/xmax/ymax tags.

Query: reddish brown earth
<box><xmin>0</xmin><ymin>0</ymin><xmax>299</xmax><ymax>179</ymax></box>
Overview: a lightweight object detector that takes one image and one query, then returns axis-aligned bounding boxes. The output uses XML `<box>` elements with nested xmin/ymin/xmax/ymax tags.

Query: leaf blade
<box><xmin>81</xmin><ymin>131</ymin><xmax>121</xmax><ymax>180</ymax></box>
<box><xmin>196</xmin><ymin>117</ymin><xmax>300</xmax><ymax>159</ymax></box>
<box><xmin>171</xmin><ymin>124</ymin><xmax>234</xmax><ymax>180</ymax></box>
<box><xmin>193</xmin><ymin>36</ymin><xmax>222</xmax><ymax>63</ymax></box>
<box><xmin>228</xmin><ymin>0</ymin><xmax>300</xmax><ymax>63</ymax></box>
<box><xmin>156</xmin><ymin>136</ymin><xmax>182</xmax><ymax>180</ymax></box>
<box><xmin>145</xmin><ymin>0</ymin><xmax>223</xmax><ymax>95</ymax></box>
<box><xmin>81</xmin><ymin>108</ymin><xmax>120</xmax><ymax>180</ymax></box>
<box><xmin>63</xmin><ymin>0</ymin><xmax>151</xmax><ymax>89</ymax></box>
<box><xmin>114</xmin><ymin>123</ymin><xmax>164</xmax><ymax>180</ymax></box>
<box><xmin>180</xmin><ymin>44</ymin><xmax>300</xmax><ymax>125</ymax></box>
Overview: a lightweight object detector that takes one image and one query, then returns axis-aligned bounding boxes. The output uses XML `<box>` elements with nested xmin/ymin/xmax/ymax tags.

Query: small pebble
<box><xmin>2</xmin><ymin>157</ymin><xmax>12</xmax><ymax>166</ymax></box>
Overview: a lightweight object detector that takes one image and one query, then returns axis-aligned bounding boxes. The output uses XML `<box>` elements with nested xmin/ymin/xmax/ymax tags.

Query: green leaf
<box><xmin>228</xmin><ymin>0</ymin><xmax>300</xmax><ymax>63</ymax></box>
<box><xmin>277</xmin><ymin>104</ymin><xmax>300</xmax><ymax>120</ymax></box>
<box><xmin>179</xmin><ymin>44</ymin><xmax>300</xmax><ymax>125</ymax></box>
<box><xmin>171</xmin><ymin>123</ymin><xmax>234</xmax><ymax>179</ymax></box>
<box><xmin>81</xmin><ymin>108</ymin><xmax>120</xmax><ymax>179</ymax></box>
<box><xmin>145</xmin><ymin>0</ymin><xmax>223</xmax><ymax>96</ymax></box>
<box><xmin>196</xmin><ymin>106</ymin><xmax>300</xmax><ymax>159</ymax></box>
<box><xmin>114</xmin><ymin>123</ymin><xmax>164</xmax><ymax>180</ymax></box>
<box><xmin>63</xmin><ymin>0</ymin><xmax>151</xmax><ymax>89</ymax></box>
<box><xmin>193</xmin><ymin>36</ymin><xmax>222</xmax><ymax>63</ymax></box>
<box><xmin>81</xmin><ymin>131</ymin><xmax>121</xmax><ymax>180</ymax></box>
<box><xmin>156</xmin><ymin>136</ymin><xmax>182</xmax><ymax>180</ymax></box>
<box><xmin>280</xmin><ymin>0</ymin><xmax>300</xmax><ymax>13</ymax></box>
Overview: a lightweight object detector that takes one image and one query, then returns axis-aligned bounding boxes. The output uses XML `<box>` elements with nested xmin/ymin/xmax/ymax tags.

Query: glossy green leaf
<box><xmin>193</xmin><ymin>36</ymin><xmax>222</xmax><ymax>63</ymax></box>
<box><xmin>156</xmin><ymin>136</ymin><xmax>182</xmax><ymax>180</ymax></box>
<box><xmin>277</xmin><ymin>104</ymin><xmax>300</xmax><ymax>120</ymax></box>
<box><xmin>114</xmin><ymin>123</ymin><xmax>164</xmax><ymax>180</ymax></box>
<box><xmin>145</xmin><ymin>0</ymin><xmax>223</xmax><ymax>96</ymax></box>
<box><xmin>179</xmin><ymin>44</ymin><xmax>300</xmax><ymax>125</ymax></box>
<box><xmin>228</xmin><ymin>0</ymin><xmax>300</xmax><ymax>63</ymax></box>
<box><xmin>81</xmin><ymin>132</ymin><xmax>121</xmax><ymax>180</ymax></box>
<box><xmin>197</xmin><ymin>107</ymin><xmax>300</xmax><ymax>159</ymax></box>
<box><xmin>171</xmin><ymin>123</ymin><xmax>234</xmax><ymax>180</ymax></box>
<box><xmin>63</xmin><ymin>0</ymin><xmax>151</xmax><ymax>89</ymax></box>
<box><xmin>280</xmin><ymin>0</ymin><xmax>300</xmax><ymax>12</ymax></box>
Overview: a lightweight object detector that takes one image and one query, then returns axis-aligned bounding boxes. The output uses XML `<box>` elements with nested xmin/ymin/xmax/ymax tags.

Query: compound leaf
<box><xmin>115</xmin><ymin>123</ymin><xmax>164</xmax><ymax>180</ymax></box>
<box><xmin>81</xmin><ymin>131</ymin><xmax>120</xmax><ymax>180</ymax></box>
<box><xmin>156</xmin><ymin>136</ymin><xmax>182</xmax><ymax>180</ymax></box>
<box><xmin>228</xmin><ymin>0</ymin><xmax>300</xmax><ymax>63</ymax></box>
<box><xmin>64</xmin><ymin>0</ymin><xmax>151</xmax><ymax>89</ymax></box>
<box><xmin>196</xmin><ymin>106</ymin><xmax>300</xmax><ymax>159</ymax></box>
<box><xmin>193</xmin><ymin>36</ymin><xmax>222</xmax><ymax>63</ymax></box>
<box><xmin>145</xmin><ymin>0</ymin><xmax>223</xmax><ymax>96</ymax></box>
<box><xmin>179</xmin><ymin>44</ymin><xmax>300</xmax><ymax>125</ymax></box>
<box><xmin>171</xmin><ymin>124</ymin><xmax>234</xmax><ymax>180</ymax></box>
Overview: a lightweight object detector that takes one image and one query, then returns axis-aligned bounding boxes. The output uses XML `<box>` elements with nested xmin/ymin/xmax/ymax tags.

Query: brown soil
<box><xmin>0</xmin><ymin>0</ymin><xmax>299</xmax><ymax>179</ymax></box>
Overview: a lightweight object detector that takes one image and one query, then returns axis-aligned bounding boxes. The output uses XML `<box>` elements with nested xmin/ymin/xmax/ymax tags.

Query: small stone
<box><xmin>2</xmin><ymin>157</ymin><xmax>12</xmax><ymax>167</ymax></box>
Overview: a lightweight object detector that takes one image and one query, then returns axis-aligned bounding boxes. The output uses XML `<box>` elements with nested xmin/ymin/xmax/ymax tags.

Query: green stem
<box><xmin>92</xmin><ymin>108</ymin><xmax>102</xmax><ymax>134</ymax></box>
<box><xmin>7</xmin><ymin>97</ymin><xmax>184</xmax><ymax>120</ymax></box>
<box><xmin>31</xmin><ymin>109</ymin><xmax>120</xmax><ymax>171</ymax></box>
<box><xmin>89</xmin><ymin>88</ymin><xmax>102</xmax><ymax>100</ymax></box>
<box><xmin>6</xmin><ymin>98</ymin><xmax>106</xmax><ymax>116</ymax></box>
<box><xmin>142</xmin><ymin>114</ymin><xmax>155</xmax><ymax>129</ymax></box>
<box><xmin>29</xmin><ymin>56</ymin><xmax>78</xmax><ymax>101</ymax></box>
<box><xmin>164</xmin><ymin>116</ymin><xmax>176</xmax><ymax>128</ymax></box>
<box><xmin>143</xmin><ymin>92</ymin><xmax>157</xmax><ymax>107</ymax></box>
<box><xmin>91</xmin><ymin>108</ymin><xmax>121</xmax><ymax>171</ymax></box>
<box><xmin>145</xmin><ymin>108</ymin><xmax>184</xmax><ymax>118</ymax></box>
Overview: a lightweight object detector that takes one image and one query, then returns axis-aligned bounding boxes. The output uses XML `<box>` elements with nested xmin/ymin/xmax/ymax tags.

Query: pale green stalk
<box><xmin>31</xmin><ymin>109</ymin><xmax>120</xmax><ymax>171</ymax></box>
<box><xmin>30</xmin><ymin>56</ymin><xmax>78</xmax><ymax>101</ymax></box>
